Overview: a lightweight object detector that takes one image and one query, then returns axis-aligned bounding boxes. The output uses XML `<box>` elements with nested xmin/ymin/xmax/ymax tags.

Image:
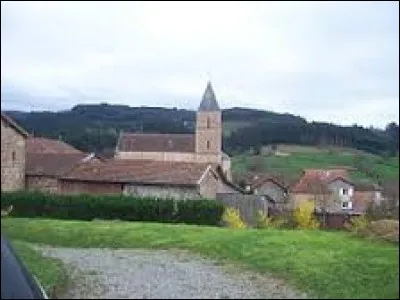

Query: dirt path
<box><xmin>35</xmin><ymin>246</ymin><xmax>307</xmax><ymax>299</ymax></box>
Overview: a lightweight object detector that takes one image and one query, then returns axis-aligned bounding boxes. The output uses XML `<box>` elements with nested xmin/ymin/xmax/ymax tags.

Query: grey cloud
<box><xmin>1</xmin><ymin>1</ymin><xmax>398</xmax><ymax>128</ymax></box>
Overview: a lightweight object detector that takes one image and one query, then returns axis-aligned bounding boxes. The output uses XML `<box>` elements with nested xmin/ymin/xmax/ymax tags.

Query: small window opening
<box><xmin>207</xmin><ymin>117</ymin><xmax>211</xmax><ymax>128</ymax></box>
<box><xmin>12</xmin><ymin>151</ymin><xmax>16</xmax><ymax>161</ymax></box>
<box><xmin>207</xmin><ymin>140</ymin><xmax>210</xmax><ymax>150</ymax></box>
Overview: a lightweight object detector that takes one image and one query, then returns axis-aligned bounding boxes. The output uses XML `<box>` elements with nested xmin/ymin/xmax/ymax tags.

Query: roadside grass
<box><xmin>10</xmin><ymin>240</ymin><xmax>68</xmax><ymax>297</ymax></box>
<box><xmin>2</xmin><ymin>217</ymin><xmax>399</xmax><ymax>299</ymax></box>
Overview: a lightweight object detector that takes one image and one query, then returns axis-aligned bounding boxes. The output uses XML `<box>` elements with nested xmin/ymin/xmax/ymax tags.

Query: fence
<box><xmin>216</xmin><ymin>193</ymin><xmax>268</xmax><ymax>227</ymax></box>
<box><xmin>315</xmin><ymin>212</ymin><xmax>362</xmax><ymax>229</ymax></box>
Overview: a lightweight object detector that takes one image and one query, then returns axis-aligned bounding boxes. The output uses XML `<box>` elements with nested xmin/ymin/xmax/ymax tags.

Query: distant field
<box><xmin>232</xmin><ymin>144</ymin><xmax>399</xmax><ymax>183</ymax></box>
<box><xmin>2</xmin><ymin>218</ymin><xmax>399</xmax><ymax>299</ymax></box>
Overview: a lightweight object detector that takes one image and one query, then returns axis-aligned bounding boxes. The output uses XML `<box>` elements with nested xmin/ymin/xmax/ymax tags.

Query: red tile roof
<box><xmin>61</xmin><ymin>159</ymin><xmax>212</xmax><ymax>186</ymax></box>
<box><xmin>290</xmin><ymin>169</ymin><xmax>350</xmax><ymax>194</ymax></box>
<box><xmin>27</xmin><ymin>137</ymin><xmax>83</xmax><ymax>154</ymax></box>
<box><xmin>1</xmin><ymin>113</ymin><xmax>29</xmax><ymax>137</ymax></box>
<box><xmin>117</xmin><ymin>133</ymin><xmax>195</xmax><ymax>153</ymax></box>
<box><xmin>26</xmin><ymin>152</ymin><xmax>91</xmax><ymax>177</ymax></box>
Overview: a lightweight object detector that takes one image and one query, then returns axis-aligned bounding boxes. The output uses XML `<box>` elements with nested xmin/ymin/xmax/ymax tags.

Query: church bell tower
<box><xmin>195</xmin><ymin>82</ymin><xmax>222</xmax><ymax>155</ymax></box>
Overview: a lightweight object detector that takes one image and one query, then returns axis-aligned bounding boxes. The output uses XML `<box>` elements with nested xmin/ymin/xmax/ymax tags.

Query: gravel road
<box><xmin>35</xmin><ymin>246</ymin><xmax>307</xmax><ymax>299</ymax></box>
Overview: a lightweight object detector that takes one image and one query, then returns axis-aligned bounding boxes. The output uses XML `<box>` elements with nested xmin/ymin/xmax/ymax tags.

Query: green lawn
<box><xmin>10</xmin><ymin>240</ymin><xmax>68</xmax><ymax>297</ymax></box>
<box><xmin>232</xmin><ymin>149</ymin><xmax>399</xmax><ymax>183</ymax></box>
<box><xmin>2</xmin><ymin>218</ymin><xmax>398</xmax><ymax>299</ymax></box>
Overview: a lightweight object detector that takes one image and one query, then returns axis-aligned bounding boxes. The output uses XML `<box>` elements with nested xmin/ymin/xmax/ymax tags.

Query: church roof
<box><xmin>117</xmin><ymin>133</ymin><xmax>195</xmax><ymax>153</ymax></box>
<box><xmin>198</xmin><ymin>82</ymin><xmax>220</xmax><ymax>112</ymax></box>
<box><xmin>27</xmin><ymin>137</ymin><xmax>83</xmax><ymax>154</ymax></box>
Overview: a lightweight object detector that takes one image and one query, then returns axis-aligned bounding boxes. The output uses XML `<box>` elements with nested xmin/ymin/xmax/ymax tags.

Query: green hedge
<box><xmin>1</xmin><ymin>192</ymin><xmax>224</xmax><ymax>226</ymax></box>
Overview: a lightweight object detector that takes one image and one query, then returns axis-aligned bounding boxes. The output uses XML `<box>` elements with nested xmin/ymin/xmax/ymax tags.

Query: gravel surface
<box><xmin>35</xmin><ymin>246</ymin><xmax>308</xmax><ymax>299</ymax></box>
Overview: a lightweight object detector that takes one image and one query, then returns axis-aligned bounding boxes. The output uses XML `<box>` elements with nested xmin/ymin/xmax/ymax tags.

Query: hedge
<box><xmin>1</xmin><ymin>192</ymin><xmax>224</xmax><ymax>226</ymax></box>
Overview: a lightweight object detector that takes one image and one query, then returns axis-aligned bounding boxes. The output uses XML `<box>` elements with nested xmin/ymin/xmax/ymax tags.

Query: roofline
<box><xmin>215</xmin><ymin>165</ymin><xmax>249</xmax><ymax>194</ymax></box>
<box><xmin>1</xmin><ymin>113</ymin><xmax>29</xmax><ymax>138</ymax></box>
<box><xmin>252</xmin><ymin>177</ymin><xmax>288</xmax><ymax>191</ymax></box>
<box><xmin>59</xmin><ymin>177</ymin><xmax>198</xmax><ymax>187</ymax></box>
<box><xmin>197</xmin><ymin>164</ymin><xmax>221</xmax><ymax>185</ymax></box>
<box><xmin>326</xmin><ymin>176</ymin><xmax>354</xmax><ymax>186</ymax></box>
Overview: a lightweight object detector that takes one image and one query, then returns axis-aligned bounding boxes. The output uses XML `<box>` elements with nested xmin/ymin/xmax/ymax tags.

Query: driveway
<box><xmin>36</xmin><ymin>246</ymin><xmax>307</xmax><ymax>299</ymax></box>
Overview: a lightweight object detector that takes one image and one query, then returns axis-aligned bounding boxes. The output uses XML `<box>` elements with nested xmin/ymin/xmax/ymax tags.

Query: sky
<box><xmin>1</xmin><ymin>1</ymin><xmax>399</xmax><ymax>128</ymax></box>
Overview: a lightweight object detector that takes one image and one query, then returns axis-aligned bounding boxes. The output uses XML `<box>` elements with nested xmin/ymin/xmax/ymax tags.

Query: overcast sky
<box><xmin>1</xmin><ymin>1</ymin><xmax>399</xmax><ymax>128</ymax></box>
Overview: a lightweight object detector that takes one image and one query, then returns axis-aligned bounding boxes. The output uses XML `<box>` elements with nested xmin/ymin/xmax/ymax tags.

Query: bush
<box><xmin>368</xmin><ymin>219</ymin><xmax>399</xmax><ymax>243</ymax></box>
<box><xmin>293</xmin><ymin>200</ymin><xmax>319</xmax><ymax>229</ymax></box>
<box><xmin>255</xmin><ymin>210</ymin><xmax>271</xmax><ymax>228</ymax></box>
<box><xmin>0</xmin><ymin>192</ymin><xmax>224</xmax><ymax>226</ymax></box>
<box><xmin>221</xmin><ymin>207</ymin><xmax>247</xmax><ymax>229</ymax></box>
<box><xmin>345</xmin><ymin>215</ymin><xmax>369</xmax><ymax>235</ymax></box>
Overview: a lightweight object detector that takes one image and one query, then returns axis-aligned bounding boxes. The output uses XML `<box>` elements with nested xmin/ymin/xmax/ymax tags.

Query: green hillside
<box><xmin>232</xmin><ymin>144</ymin><xmax>399</xmax><ymax>184</ymax></box>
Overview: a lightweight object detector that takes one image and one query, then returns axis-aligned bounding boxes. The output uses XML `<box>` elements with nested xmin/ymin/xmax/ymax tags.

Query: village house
<box><xmin>1</xmin><ymin>113</ymin><xmax>29</xmax><ymax>192</ymax></box>
<box><xmin>289</xmin><ymin>168</ymin><xmax>383</xmax><ymax>214</ymax></box>
<box><xmin>115</xmin><ymin>82</ymin><xmax>232</xmax><ymax>181</ymax></box>
<box><xmin>238</xmin><ymin>172</ymin><xmax>288</xmax><ymax>210</ymax></box>
<box><xmin>26</xmin><ymin>137</ymin><xmax>100</xmax><ymax>193</ymax></box>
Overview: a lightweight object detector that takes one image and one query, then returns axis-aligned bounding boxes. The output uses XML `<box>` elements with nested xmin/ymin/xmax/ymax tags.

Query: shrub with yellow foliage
<box><xmin>222</xmin><ymin>207</ymin><xmax>247</xmax><ymax>229</ymax></box>
<box><xmin>293</xmin><ymin>200</ymin><xmax>319</xmax><ymax>229</ymax></box>
<box><xmin>255</xmin><ymin>210</ymin><xmax>271</xmax><ymax>228</ymax></box>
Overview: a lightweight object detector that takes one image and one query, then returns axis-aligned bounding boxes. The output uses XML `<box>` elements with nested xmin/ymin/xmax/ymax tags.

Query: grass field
<box><xmin>2</xmin><ymin>218</ymin><xmax>398</xmax><ymax>299</ymax></box>
<box><xmin>232</xmin><ymin>145</ymin><xmax>399</xmax><ymax>183</ymax></box>
<box><xmin>10</xmin><ymin>240</ymin><xmax>68</xmax><ymax>297</ymax></box>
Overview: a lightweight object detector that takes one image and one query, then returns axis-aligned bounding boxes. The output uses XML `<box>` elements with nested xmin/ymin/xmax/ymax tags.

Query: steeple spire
<box><xmin>198</xmin><ymin>82</ymin><xmax>220</xmax><ymax>112</ymax></box>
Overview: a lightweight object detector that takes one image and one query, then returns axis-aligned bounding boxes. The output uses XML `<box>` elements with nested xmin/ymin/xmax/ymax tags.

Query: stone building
<box><xmin>115</xmin><ymin>82</ymin><xmax>232</xmax><ymax>180</ymax></box>
<box><xmin>59</xmin><ymin>159</ymin><xmax>228</xmax><ymax>199</ymax></box>
<box><xmin>1</xmin><ymin>113</ymin><xmax>29</xmax><ymax>192</ymax></box>
<box><xmin>26</xmin><ymin>137</ymin><xmax>99</xmax><ymax>193</ymax></box>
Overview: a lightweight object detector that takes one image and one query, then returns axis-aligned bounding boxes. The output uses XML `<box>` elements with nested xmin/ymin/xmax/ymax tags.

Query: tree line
<box><xmin>5</xmin><ymin>104</ymin><xmax>399</xmax><ymax>157</ymax></box>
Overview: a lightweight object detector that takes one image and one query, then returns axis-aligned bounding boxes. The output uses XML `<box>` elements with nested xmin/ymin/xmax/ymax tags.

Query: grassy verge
<box><xmin>10</xmin><ymin>240</ymin><xmax>68</xmax><ymax>297</ymax></box>
<box><xmin>3</xmin><ymin>218</ymin><xmax>398</xmax><ymax>299</ymax></box>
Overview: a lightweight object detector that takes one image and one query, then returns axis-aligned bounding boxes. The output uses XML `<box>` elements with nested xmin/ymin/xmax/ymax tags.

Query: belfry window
<box><xmin>207</xmin><ymin>117</ymin><xmax>211</xmax><ymax>128</ymax></box>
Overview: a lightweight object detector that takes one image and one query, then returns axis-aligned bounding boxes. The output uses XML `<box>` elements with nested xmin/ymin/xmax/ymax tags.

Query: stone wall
<box><xmin>198</xmin><ymin>169</ymin><xmax>219</xmax><ymax>199</ymax></box>
<box><xmin>26</xmin><ymin>176</ymin><xmax>59</xmax><ymax>194</ymax></box>
<box><xmin>115</xmin><ymin>151</ymin><xmax>221</xmax><ymax>164</ymax></box>
<box><xmin>59</xmin><ymin>180</ymin><xmax>123</xmax><ymax>195</ymax></box>
<box><xmin>1</xmin><ymin>118</ymin><xmax>26</xmax><ymax>191</ymax></box>
<box><xmin>254</xmin><ymin>181</ymin><xmax>287</xmax><ymax>203</ymax></box>
<box><xmin>123</xmin><ymin>184</ymin><xmax>201</xmax><ymax>200</ymax></box>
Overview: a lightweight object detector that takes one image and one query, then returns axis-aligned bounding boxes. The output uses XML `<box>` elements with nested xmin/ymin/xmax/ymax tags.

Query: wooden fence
<box><xmin>216</xmin><ymin>193</ymin><xmax>268</xmax><ymax>227</ymax></box>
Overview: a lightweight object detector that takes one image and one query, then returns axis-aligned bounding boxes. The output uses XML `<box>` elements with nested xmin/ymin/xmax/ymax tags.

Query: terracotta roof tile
<box><xmin>27</xmin><ymin>137</ymin><xmax>83</xmax><ymax>154</ymax></box>
<box><xmin>61</xmin><ymin>159</ymin><xmax>212</xmax><ymax>186</ymax></box>
<box><xmin>1</xmin><ymin>112</ymin><xmax>29</xmax><ymax>137</ymax></box>
<box><xmin>26</xmin><ymin>152</ymin><xmax>90</xmax><ymax>177</ymax></box>
<box><xmin>117</xmin><ymin>133</ymin><xmax>195</xmax><ymax>153</ymax></box>
<box><xmin>290</xmin><ymin>169</ymin><xmax>350</xmax><ymax>194</ymax></box>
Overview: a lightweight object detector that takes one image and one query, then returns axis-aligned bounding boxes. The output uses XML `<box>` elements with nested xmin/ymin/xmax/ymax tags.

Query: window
<box><xmin>207</xmin><ymin>140</ymin><xmax>210</xmax><ymax>150</ymax></box>
<box><xmin>342</xmin><ymin>200</ymin><xmax>352</xmax><ymax>210</ymax></box>
<box><xmin>341</xmin><ymin>188</ymin><xmax>348</xmax><ymax>196</ymax></box>
<box><xmin>12</xmin><ymin>151</ymin><xmax>16</xmax><ymax>162</ymax></box>
<box><xmin>207</xmin><ymin>117</ymin><xmax>211</xmax><ymax>128</ymax></box>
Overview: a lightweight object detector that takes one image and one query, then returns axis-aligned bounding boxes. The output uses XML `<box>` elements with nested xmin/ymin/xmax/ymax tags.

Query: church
<box><xmin>114</xmin><ymin>82</ymin><xmax>232</xmax><ymax>180</ymax></box>
<box><xmin>55</xmin><ymin>82</ymin><xmax>240</xmax><ymax>199</ymax></box>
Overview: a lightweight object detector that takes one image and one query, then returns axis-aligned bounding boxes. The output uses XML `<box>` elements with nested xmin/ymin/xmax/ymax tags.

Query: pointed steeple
<box><xmin>198</xmin><ymin>82</ymin><xmax>220</xmax><ymax>112</ymax></box>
